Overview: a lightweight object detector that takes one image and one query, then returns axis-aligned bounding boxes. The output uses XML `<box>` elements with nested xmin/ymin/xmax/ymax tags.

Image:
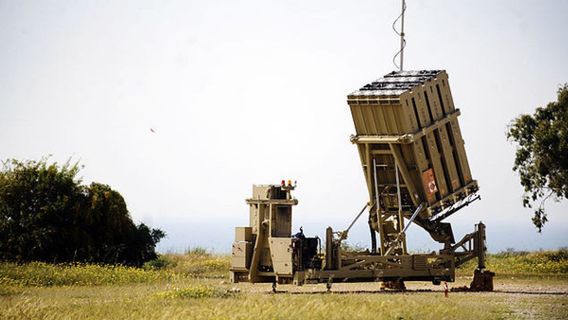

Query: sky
<box><xmin>1</xmin><ymin>0</ymin><xmax>567</xmax><ymax>253</ymax></box>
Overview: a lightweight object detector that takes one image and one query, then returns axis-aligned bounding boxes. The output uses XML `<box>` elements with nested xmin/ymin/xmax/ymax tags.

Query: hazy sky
<box><xmin>2</xmin><ymin>0</ymin><xmax>567</xmax><ymax>253</ymax></box>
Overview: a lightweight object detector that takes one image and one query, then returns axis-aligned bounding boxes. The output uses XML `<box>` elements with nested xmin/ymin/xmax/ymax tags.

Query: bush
<box><xmin>544</xmin><ymin>248</ymin><xmax>568</xmax><ymax>262</ymax></box>
<box><xmin>144</xmin><ymin>255</ymin><xmax>175</xmax><ymax>270</ymax></box>
<box><xmin>0</xmin><ymin>158</ymin><xmax>164</xmax><ymax>266</ymax></box>
<box><xmin>184</xmin><ymin>246</ymin><xmax>210</xmax><ymax>256</ymax></box>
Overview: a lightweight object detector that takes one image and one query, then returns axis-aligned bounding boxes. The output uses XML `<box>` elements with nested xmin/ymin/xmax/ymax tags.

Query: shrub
<box><xmin>184</xmin><ymin>246</ymin><xmax>210</xmax><ymax>257</ymax></box>
<box><xmin>0</xmin><ymin>158</ymin><xmax>164</xmax><ymax>266</ymax></box>
<box><xmin>144</xmin><ymin>255</ymin><xmax>175</xmax><ymax>270</ymax></box>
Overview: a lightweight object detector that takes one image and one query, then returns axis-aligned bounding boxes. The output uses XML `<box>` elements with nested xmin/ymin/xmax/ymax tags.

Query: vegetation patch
<box><xmin>146</xmin><ymin>249</ymin><xmax>230</xmax><ymax>278</ymax></box>
<box><xmin>0</xmin><ymin>284</ymin><xmax>22</xmax><ymax>296</ymax></box>
<box><xmin>0</xmin><ymin>158</ymin><xmax>164</xmax><ymax>266</ymax></box>
<box><xmin>156</xmin><ymin>285</ymin><xmax>232</xmax><ymax>299</ymax></box>
<box><xmin>0</xmin><ymin>262</ymin><xmax>178</xmax><ymax>287</ymax></box>
<box><xmin>458</xmin><ymin>249</ymin><xmax>568</xmax><ymax>276</ymax></box>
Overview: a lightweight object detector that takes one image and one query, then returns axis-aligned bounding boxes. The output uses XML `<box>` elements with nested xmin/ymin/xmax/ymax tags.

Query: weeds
<box><xmin>458</xmin><ymin>249</ymin><xmax>568</xmax><ymax>275</ymax></box>
<box><xmin>184</xmin><ymin>246</ymin><xmax>210</xmax><ymax>256</ymax></box>
<box><xmin>2</xmin><ymin>248</ymin><xmax>566</xmax><ymax>291</ymax></box>
<box><xmin>143</xmin><ymin>255</ymin><xmax>173</xmax><ymax>270</ymax></box>
<box><xmin>149</xmin><ymin>252</ymin><xmax>230</xmax><ymax>278</ymax></box>
<box><xmin>1</xmin><ymin>249</ymin><xmax>567</xmax><ymax>319</ymax></box>
<box><xmin>156</xmin><ymin>285</ymin><xmax>233</xmax><ymax>299</ymax></box>
<box><xmin>0</xmin><ymin>262</ymin><xmax>177</xmax><ymax>287</ymax></box>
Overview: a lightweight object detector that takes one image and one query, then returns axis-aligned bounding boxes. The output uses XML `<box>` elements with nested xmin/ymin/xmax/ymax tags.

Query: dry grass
<box><xmin>154</xmin><ymin>251</ymin><xmax>230</xmax><ymax>278</ymax></box>
<box><xmin>0</xmin><ymin>282</ymin><xmax>511</xmax><ymax>320</ymax></box>
<box><xmin>2</xmin><ymin>280</ymin><xmax>566</xmax><ymax>320</ymax></box>
<box><xmin>1</xmin><ymin>249</ymin><xmax>568</xmax><ymax>319</ymax></box>
<box><xmin>0</xmin><ymin>262</ymin><xmax>179</xmax><ymax>287</ymax></box>
<box><xmin>457</xmin><ymin>249</ymin><xmax>568</xmax><ymax>277</ymax></box>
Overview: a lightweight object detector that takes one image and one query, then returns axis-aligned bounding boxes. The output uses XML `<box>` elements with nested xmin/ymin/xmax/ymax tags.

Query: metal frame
<box><xmin>230</xmin><ymin>70</ymin><xmax>493</xmax><ymax>290</ymax></box>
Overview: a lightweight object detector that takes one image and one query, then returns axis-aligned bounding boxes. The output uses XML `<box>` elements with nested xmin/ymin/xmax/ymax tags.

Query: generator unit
<box><xmin>231</xmin><ymin>184</ymin><xmax>321</xmax><ymax>284</ymax></box>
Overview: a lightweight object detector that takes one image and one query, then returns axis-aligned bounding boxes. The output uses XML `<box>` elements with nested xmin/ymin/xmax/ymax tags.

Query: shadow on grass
<box><xmin>266</xmin><ymin>289</ymin><xmax>568</xmax><ymax>296</ymax></box>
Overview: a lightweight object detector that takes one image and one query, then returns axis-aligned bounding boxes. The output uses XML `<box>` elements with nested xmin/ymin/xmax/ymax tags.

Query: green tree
<box><xmin>507</xmin><ymin>84</ymin><xmax>568</xmax><ymax>231</ymax></box>
<box><xmin>0</xmin><ymin>158</ymin><xmax>165</xmax><ymax>265</ymax></box>
<box><xmin>0</xmin><ymin>158</ymin><xmax>83</xmax><ymax>262</ymax></box>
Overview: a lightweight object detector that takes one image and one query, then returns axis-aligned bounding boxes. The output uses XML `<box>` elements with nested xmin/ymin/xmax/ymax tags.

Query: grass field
<box><xmin>1</xmin><ymin>249</ymin><xmax>567</xmax><ymax>319</ymax></box>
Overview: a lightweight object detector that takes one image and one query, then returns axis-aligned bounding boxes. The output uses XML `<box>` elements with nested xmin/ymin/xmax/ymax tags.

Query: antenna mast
<box><xmin>399</xmin><ymin>0</ymin><xmax>405</xmax><ymax>71</ymax></box>
<box><xmin>392</xmin><ymin>0</ymin><xmax>407</xmax><ymax>72</ymax></box>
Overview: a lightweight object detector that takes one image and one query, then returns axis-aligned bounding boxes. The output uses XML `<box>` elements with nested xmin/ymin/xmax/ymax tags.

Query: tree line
<box><xmin>0</xmin><ymin>158</ymin><xmax>164</xmax><ymax>266</ymax></box>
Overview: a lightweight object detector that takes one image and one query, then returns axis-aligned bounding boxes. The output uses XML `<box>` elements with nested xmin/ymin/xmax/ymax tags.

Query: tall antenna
<box><xmin>392</xmin><ymin>0</ymin><xmax>407</xmax><ymax>72</ymax></box>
